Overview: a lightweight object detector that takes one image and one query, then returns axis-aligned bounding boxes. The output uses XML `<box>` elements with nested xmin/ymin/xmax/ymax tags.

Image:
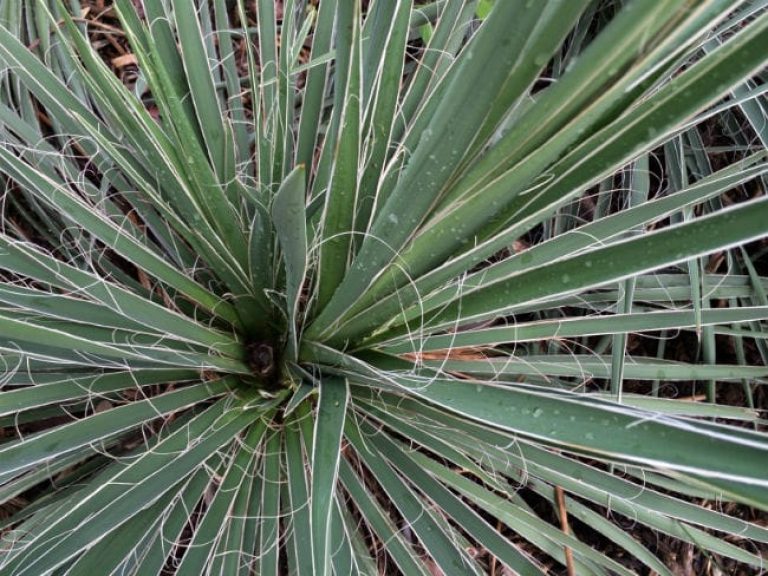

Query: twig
<box><xmin>555</xmin><ymin>486</ymin><xmax>576</xmax><ymax>576</ymax></box>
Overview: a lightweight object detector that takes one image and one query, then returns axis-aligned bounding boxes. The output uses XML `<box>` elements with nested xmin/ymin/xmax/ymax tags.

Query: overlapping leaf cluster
<box><xmin>1</xmin><ymin>1</ymin><xmax>768</xmax><ymax>574</ymax></box>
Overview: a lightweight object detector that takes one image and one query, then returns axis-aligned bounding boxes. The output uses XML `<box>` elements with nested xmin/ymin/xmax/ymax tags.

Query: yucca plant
<box><xmin>1</xmin><ymin>0</ymin><xmax>768</xmax><ymax>574</ymax></box>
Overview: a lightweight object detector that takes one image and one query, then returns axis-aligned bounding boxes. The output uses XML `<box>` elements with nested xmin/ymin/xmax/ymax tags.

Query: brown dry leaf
<box><xmin>95</xmin><ymin>400</ymin><xmax>113</xmax><ymax>413</ymax></box>
<box><xmin>425</xmin><ymin>560</ymin><xmax>444</xmax><ymax>576</ymax></box>
<box><xmin>112</xmin><ymin>53</ymin><xmax>138</xmax><ymax>68</ymax></box>
<box><xmin>404</xmin><ymin>348</ymin><xmax>495</xmax><ymax>362</ymax></box>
